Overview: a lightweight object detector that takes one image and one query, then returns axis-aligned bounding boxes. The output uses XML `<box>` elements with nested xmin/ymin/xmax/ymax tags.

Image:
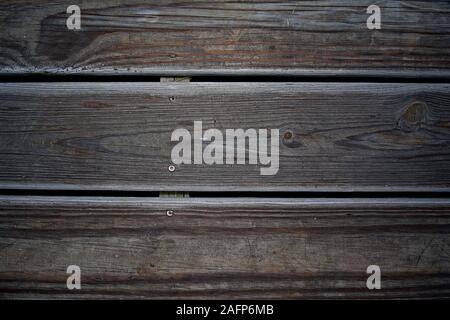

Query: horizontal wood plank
<box><xmin>1</xmin><ymin>1</ymin><xmax>450</xmax><ymax>77</ymax></box>
<box><xmin>0</xmin><ymin>196</ymin><xmax>449</xmax><ymax>299</ymax></box>
<box><xmin>1</xmin><ymin>82</ymin><xmax>450</xmax><ymax>192</ymax></box>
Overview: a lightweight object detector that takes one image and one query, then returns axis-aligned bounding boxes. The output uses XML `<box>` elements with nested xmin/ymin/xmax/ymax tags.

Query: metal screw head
<box><xmin>168</xmin><ymin>165</ymin><xmax>175</xmax><ymax>172</ymax></box>
<box><xmin>166</xmin><ymin>210</ymin><xmax>174</xmax><ymax>217</ymax></box>
<box><xmin>284</xmin><ymin>131</ymin><xmax>293</xmax><ymax>140</ymax></box>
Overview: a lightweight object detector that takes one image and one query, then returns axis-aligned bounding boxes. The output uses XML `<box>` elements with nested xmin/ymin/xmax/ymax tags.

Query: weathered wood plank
<box><xmin>0</xmin><ymin>196</ymin><xmax>449</xmax><ymax>299</ymax></box>
<box><xmin>1</xmin><ymin>1</ymin><xmax>450</xmax><ymax>77</ymax></box>
<box><xmin>1</xmin><ymin>82</ymin><xmax>450</xmax><ymax>192</ymax></box>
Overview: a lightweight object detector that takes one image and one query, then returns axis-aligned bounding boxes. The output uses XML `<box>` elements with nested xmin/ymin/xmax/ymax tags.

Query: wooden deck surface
<box><xmin>0</xmin><ymin>1</ymin><xmax>449</xmax><ymax>299</ymax></box>
<box><xmin>1</xmin><ymin>82</ymin><xmax>449</xmax><ymax>192</ymax></box>
<box><xmin>1</xmin><ymin>196</ymin><xmax>449</xmax><ymax>299</ymax></box>
<box><xmin>0</xmin><ymin>1</ymin><xmax>450</xmax><ymax>77</ymax></box>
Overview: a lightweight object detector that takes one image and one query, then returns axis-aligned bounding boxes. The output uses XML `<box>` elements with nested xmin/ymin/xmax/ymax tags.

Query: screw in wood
<box><xmin>168</xmin><ymin>165</ymin><xmax>176</xmax><ymax>172</ymax></box>
<box><xmin>166</xmin><ymin>210</ymin><xmax>174</xmax><ymax>217</ymax></box>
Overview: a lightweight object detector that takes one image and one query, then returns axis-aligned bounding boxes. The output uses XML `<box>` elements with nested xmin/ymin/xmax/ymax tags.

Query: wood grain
<box><xmin>1</xmin><ymin>82</ymin><xmax>450</xmax><ymax>192</ymax></box>
<box><xmin>0</xmin><ymin>196</ymin><xmax>449</xmax><ymax>299</ymax></box>
<box><xmin>1</xmin><ymin>1</ymin><xmax>450</xmax><ymax>77</ymax></box>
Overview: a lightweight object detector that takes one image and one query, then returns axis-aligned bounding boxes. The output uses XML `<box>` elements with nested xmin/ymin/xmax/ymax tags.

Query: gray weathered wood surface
<box><xmin>1</xmin><ymin>196</ymin><xmax>449</xmax><ymax>299</ymax></box>
<box><xmin>1</xmin><ymin>1</ymin><xmax>450</xmax><ymax>77</ymax></box>
<box><xmin>1</xmin><ymin>82</ymin><xmax>450</xmax><ymax>192</ymax></box>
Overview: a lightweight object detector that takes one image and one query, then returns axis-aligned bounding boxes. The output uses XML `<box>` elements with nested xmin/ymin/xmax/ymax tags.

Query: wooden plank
<box><xmin>1</xmin><ymin>82</ymin><xmax>450</xmax><ymax>192</ymax></box>
<box><xmin>0</xmin><ymin>196</ymin><xmax>449</xmax><ymax>299</ymax></box>
<box><xmin>1</xmin><ymin>1</ymin><xmax>450</xmax><ymax>77</ymax></box>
